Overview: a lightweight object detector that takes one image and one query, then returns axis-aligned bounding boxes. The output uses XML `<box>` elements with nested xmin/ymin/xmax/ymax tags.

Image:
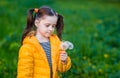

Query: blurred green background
<box><xmin>0</xmin><ymin>0</ymin><xmax>120</xmax><ymax>78</ymax></box>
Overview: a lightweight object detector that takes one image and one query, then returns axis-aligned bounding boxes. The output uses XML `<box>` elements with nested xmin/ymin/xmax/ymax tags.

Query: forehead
<box><xmin>41</xmin><ymin>15</ymin><xmax>58</xmax><ymax>24</ymax></box>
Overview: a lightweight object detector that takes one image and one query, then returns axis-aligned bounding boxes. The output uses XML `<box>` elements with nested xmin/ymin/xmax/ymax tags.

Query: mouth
<box><xmin>46</xmin><ymin>32</ymin><xmax>52</xmax><ymax>35</ymax></box>
<box><xmin>47</xmin><ymin>31</ymin><xmax>52</xmax><ymax>34</ymax></box>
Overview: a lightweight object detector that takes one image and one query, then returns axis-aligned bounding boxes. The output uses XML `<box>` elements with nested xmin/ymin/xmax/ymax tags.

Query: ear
<box><xmin>34</xmin><ymin>19</ymin><xmax>40</xmax><ymax>27</ymax></box>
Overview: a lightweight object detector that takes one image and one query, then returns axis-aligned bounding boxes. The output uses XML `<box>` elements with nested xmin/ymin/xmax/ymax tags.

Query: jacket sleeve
<box><xmin>57</xmin><ymin>56</ymin><xmax>71</xmax><ymax>73</ymax></box>
<box><xmin>17</xmin><ymin>44</ymin><xmax>34</xmax><ymax>78</ymax></box>
<box><xmin>54</xmin><ymin>35</ymin><xmax>71</xmax><ymax>72</ymax></box>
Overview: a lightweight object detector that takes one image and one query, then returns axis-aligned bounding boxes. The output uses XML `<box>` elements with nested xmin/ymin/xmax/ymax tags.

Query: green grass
<box><xmin>0</xmin><ymin>0</ymin><xmax>120</xmax><ymax>78</ymax></box>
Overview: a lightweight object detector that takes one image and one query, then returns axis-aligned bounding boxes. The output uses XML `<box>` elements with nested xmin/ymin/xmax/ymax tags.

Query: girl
<box><xmin>17</xmin><ymin>6</ymin><xmax>71</xmax><ymax>78</ymax></box>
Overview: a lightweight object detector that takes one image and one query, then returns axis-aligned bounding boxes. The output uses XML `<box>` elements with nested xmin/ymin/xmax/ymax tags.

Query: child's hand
<box><xmin>60</xmin><ymin>51</ymin><xmax>68</xmax><ymax>64</ymax></box>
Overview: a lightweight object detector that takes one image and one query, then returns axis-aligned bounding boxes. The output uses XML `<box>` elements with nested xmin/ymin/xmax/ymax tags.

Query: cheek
<box><xmin>37</xmin><ymin>23</ymin><xmax>44</xmax><ymax>29</ymax></box>
<box><xmin>38</xmin><ymin>25</ymin><xmax>46</xmax><ymax>32</ymax></box>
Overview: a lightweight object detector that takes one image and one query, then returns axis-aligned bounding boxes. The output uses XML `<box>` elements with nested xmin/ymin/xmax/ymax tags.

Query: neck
<box><xmin>35</xmin><ymin>33</ymin><xmax>49</xmax><ymax>43</ymax></box>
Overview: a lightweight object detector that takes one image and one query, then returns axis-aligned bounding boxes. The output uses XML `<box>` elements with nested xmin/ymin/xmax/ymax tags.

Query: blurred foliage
<box><xmin>0</xmin><ymin>0</ymin><xmax>120</xmax><ymax>78</ymax></box>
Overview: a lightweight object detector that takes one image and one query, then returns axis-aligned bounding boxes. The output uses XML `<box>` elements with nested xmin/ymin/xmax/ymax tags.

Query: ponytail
<box><xmin>21</xmin><ymin>8</ymin><xmax>35</xmax><ymax>44</ymax></box>
<box><xmin>56</xmin><ymin>14</ymin><xmax>64</xmax><ymax>40</ymax></box>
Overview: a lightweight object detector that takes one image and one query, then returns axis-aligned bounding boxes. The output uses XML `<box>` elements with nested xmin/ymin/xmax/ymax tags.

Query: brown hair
<box><xmin>21</xmin><ymin>6</ymin><xmax>64</xmax><ymax>44</ymax></box>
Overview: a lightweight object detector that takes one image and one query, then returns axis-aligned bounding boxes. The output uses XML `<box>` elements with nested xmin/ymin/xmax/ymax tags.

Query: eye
<box><xmin>52</xmin><ymin>25</ymin><xmax>55</xmax><ymax>28</ymax></box>
<box><xmin>45</xmin><ymin>24</ymin><xmax>50</xmax><ymax>27</ymax></box>
<box><xmin>52</xmin><ymin>24</ymin><xmax>56</xmax><ymax>28</ymax></box>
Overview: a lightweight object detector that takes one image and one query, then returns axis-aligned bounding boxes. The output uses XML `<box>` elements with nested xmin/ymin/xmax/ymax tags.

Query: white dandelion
<box><xmin>60</xmin><ymin>41</ymin><xmax>74</xmax><ymax>51</ymax></box>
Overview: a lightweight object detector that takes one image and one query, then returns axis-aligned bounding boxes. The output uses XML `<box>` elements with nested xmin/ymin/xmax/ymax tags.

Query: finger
<box><xmin>60</xmin><ymin>53</ymin><xmax>67</xmax><ymax>56</ymax></box>
<box><xmin>60</xmin><ymin>55</ymin><xmax>67</xmax><ymax>60</ymax></box>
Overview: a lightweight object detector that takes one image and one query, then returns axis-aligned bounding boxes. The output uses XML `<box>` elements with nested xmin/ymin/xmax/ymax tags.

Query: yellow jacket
<box><xmin>17</xmin><ymin>34</ymin><xmax>71</xmax><ymax>78</ymax></box>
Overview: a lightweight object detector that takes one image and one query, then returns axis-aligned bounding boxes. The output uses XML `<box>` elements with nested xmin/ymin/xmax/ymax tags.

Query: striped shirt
<box><xmin>40</xmin><ymin>41</ymin><xmax>52</xmax><ymax>78</ymax></box>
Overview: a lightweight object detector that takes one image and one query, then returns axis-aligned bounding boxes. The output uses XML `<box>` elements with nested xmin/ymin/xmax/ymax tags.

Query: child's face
<box><xmin>35</xmin><ymin>15</ymin><xmax>58</xmax><ymax>38</ymax></box>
